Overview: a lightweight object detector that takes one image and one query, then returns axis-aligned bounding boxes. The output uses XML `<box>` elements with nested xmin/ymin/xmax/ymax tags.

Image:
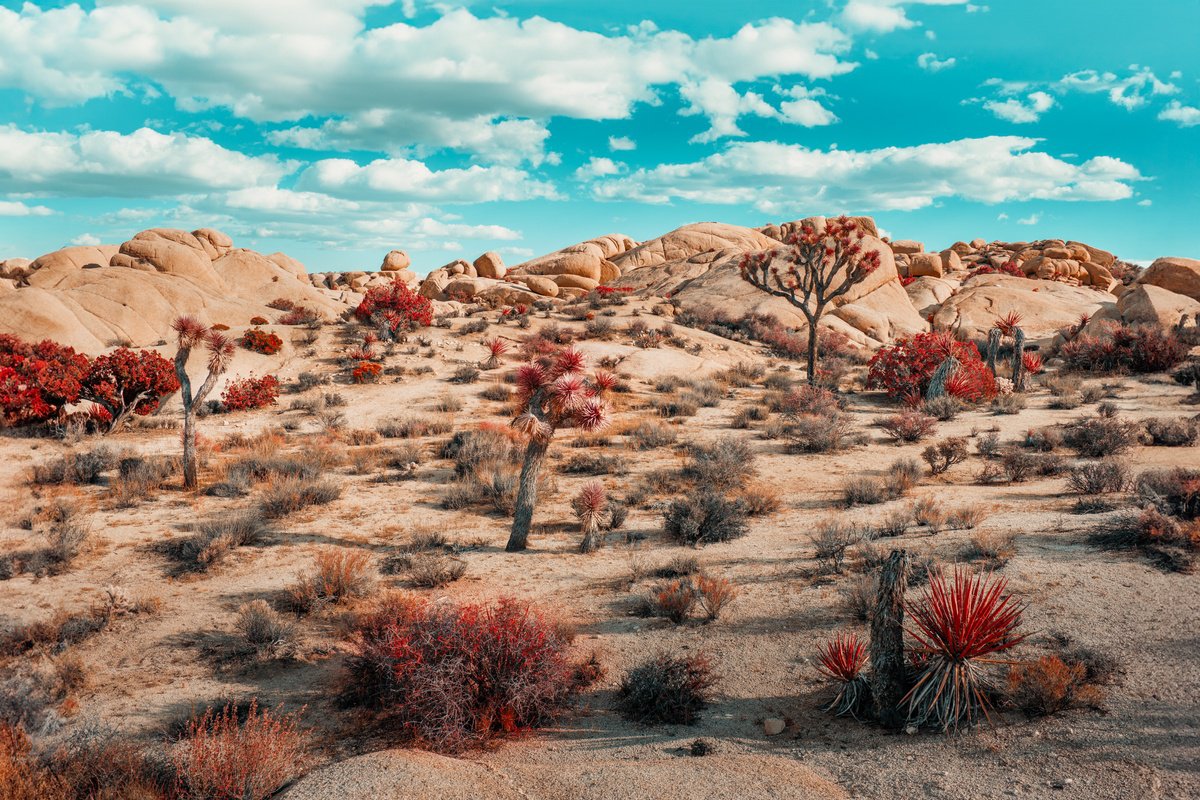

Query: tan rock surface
<box><xmin>1137</xmin><ymin>256</ymin><xmax>1200</xmax><ymax>301</ymax></box>
<box><xmin>932</xmin><ymin>274</ymin><xmax>1113</xmax><ymax>344</ymax></box>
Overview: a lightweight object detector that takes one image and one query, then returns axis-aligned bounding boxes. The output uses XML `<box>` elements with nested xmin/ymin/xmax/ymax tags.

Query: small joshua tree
<box><xmin>741</xmin><ymin>216</ymin><xmax>882</xmax><ymax>385</ymax></box>
<box><xmin>481</xmin><ymin>337</ymin><xmax>509</xmax><ymax>370</ymax></box>
<box><xmin>573</xmin><ymin>481</ymin><xmax>608</xmax><ymax>554</ymax></box>
<box><xmin>506</xmin><ymin>347</ymin><xmax>611</xmax><ymax>552</ymax></box>
<box><xmin>172</xmin><ymin>317</ymin><xmax>234</xmax><ymax>490</ymax></box>
<box><xmin>988</xmin><ymin>312</ymin><xmax>1028</xmax><ymax>392</ymax></box>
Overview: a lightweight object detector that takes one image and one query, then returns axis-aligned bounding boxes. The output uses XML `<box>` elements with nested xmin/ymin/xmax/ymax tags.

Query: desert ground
<box><xmin>1</xmin><ymin>221</ymin><xmax>1199</xmax><ymax>800</ymax></box>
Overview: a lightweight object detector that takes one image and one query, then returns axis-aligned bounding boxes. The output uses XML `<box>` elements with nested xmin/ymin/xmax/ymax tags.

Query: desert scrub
<box><xmin>259</xmin><ymin>476</ymin><xmax>341</xmax><ymax>518</ymax></box>
<box><xmin>288</xmin><ymin>548</ymin><xmax>376</xmax><ymax>611</ymax></box>
<box><xmin>663</xmin><ymin>492</ymin><xmax>748</xmax><ymax>546</ymax></box>
<box><xmin>683</xmin><ymin>436</ymin><xmax>756</xmax><ymax>490</ymax></box>
<box><xmin>616</xmin><ymin>652</ymin><xmax>717</xmax><ymax>725</ymax></box>
<box><xmin>627</xmin><ymin>419</ymin><xmax>678</xmax><ymax>450</ymax></box>
<box><xmin>878</xmin><ymin>411</ymin><xmax>937</xmax><ymax>443</ymax></box>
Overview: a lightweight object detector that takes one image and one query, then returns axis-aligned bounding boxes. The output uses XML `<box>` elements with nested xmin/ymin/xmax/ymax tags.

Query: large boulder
<box><xmin>890</xmin><ymin>240</ymin><xmax>924</xmax><ymax>255</ymax></box>
<box><xmin>109</xmin><ymin>228</ymin><xmax>224</xmax><ymax>291</ymax></box>
<box><xmin>380</xmin><ymin>250</ymin><xmax>411</xmax><ymax>272</ymax></box>
<box><xmin>1117</xmin><ymin>284</ymin><xmax>1200</xmax><ymax>329</ymax></box>
<box><xmin>905</xmin><ymin>276</ymin><xmax>957</xmax><ymax>317</ymax></box>
<box><xmin>473</xmin><ymin>251</ymin><xmax>506</xmax><ymax>279</ymax></box>
<box><xmin>931</xmin><ymin>274</ymin><xmax>1113</xmax><ymax>345</ymax></box>
<box><xmin>611</xmin><ymin>223</ymin><xmax>777</xmax><ymax>270</ymax></box>
<box><xmin>908</xmin><ymin>252</ymin><xmax>944</xmax><ymax>278</ymax></box>
<box><xmin>1137</xmin><ymin>257</ymin><xmax>1200</xmax><ymax>301</ymax></box>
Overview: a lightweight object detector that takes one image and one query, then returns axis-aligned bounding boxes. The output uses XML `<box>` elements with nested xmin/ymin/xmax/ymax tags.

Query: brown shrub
<box><xmin>289</xmin><ymin>549</ymin><xmax>376</xmax><ymax>612</ymax></box>
<box><xmin>1006</xmin><ymin>656</ymin><xmax>1105</xmax><ymax>717</ymax></box>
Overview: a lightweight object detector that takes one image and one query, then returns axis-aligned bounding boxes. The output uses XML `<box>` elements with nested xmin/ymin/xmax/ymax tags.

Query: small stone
<box><xmin>904</xmin><ymin>724</ymin><xmax>919</xmax><ymax>735</ymax></box>
<box><xmin>762</xmin><ymin>718</ymin><xmax>786</xmax><ymax>736</ymax></box>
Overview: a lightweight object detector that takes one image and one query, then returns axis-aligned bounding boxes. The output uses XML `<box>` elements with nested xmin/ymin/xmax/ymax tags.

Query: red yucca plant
<box><xmin>482</xmin><ymin>337</ymin><xmax>509</xmax><ymax>370</ymax></box>
<box><xmin>904</xmin><ymin>568</ymin><xmax>1027</xmax><ymax>731</ymax></box>
<box><xmin>572</xmin><ymin>481</ymin><xmax>608</xmax><ymax>553</ymax></box>
<box><xmin>995</xmin><ymin>311</ymin><xmax>1023</xmax><ymax>338</ymax></box>
<box><xmin>1021</xmin><ymin>352</ymin><xmax>1044</xmax><ymax>375</ymax></box>
<box><xmin>816</xmin><ymin>632</ymin><xmax>871</xmax><ymax>718</ymax></box>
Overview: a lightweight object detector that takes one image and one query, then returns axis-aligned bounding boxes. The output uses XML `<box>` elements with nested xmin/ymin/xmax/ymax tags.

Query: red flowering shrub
<box><xmin>1060</xmin><ymin>322</ymin><xmax>1186</xmax><ymax>374</ymax></box>
<box><xmin>81</xmin><ymin>347</ymin><xmax>180</xmax><ymax>429</ymax></box>
<box><xmin>0</xmin><ymin>334</ymin><xmax>90</xmax><ymax>426</ymax></box>
<box><xmin>241</xmin><ymin>328</ymin><xmax>283</xmax><ymax>355</ymax></box>
<box><xmin>900</xmin><ymin>275</ymin><xmax>917</xmax><ymax>287</ymax></box>
<box><xmin>969</xmin><ymin>261</ymin><xmax>1025</xmax><ymax>279</ymax></box>
<box><xmin>351</xmin><ymin>361</ymin><xmax>382</xmax><ymax>384</ymax></box>
<box><xmin>340</xmin><ymin>595</ymin><xmax>596</xmax><ymax>752</ymax></box>
<box><xmin>221</xmin><ymin>375</ymin><xmax>281</xmax><ymax>411</ymax></box>
<box><xmin>355</xmin><ymin>279</ymin><xmax>433</xmax><ymax>336</ymax></box>
<box><xmin>867</xmin><ymin>333</ymin><xmax>996</xmax><ymax>403</ymax></box>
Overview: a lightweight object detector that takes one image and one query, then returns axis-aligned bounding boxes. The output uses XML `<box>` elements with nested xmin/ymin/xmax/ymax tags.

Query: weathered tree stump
<box><xmin>870</xmin><ymin>549</ymin><xmax>910</xmax><ymax>729</ymax></box>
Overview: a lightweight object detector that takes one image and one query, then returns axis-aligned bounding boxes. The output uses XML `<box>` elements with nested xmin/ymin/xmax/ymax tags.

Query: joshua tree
<box><xmin>988</xmin><ymin>312</ymin><xmax>1028</xmax><ymax>391</ymax></box>
<box><xmin>506</xmin><ymin>347</ymin><xmax>612</xmax><ymax>552</ymax></box>
<box><xmin>869</xmin><ymin>549</ymin><xmax>910</xmax><ymax>730</ymax></box>
<box><xmin>171</xmin><ymin>317</ymin><xmax>234</xmax><ymax>490</ymax></box>
<box><xmin>573</xmin><ymin>481</ymin><xmax>608</xmax><ymax>554</ymax></box>
<box><xmin>741</xmin><ymin>216</ymin><xmax>882</xmax><ymax>385</ymax></box>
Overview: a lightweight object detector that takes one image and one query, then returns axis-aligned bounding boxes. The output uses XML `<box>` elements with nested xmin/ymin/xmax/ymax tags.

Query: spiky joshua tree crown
<box><xmin>511</xmin><ymin>347</ymin><xmax>613</xmax><ymax>442</ymax></box>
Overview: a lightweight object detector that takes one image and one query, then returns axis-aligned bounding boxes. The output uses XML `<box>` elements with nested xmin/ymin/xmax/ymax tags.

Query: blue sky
<box><xmin>0</xmin><ymin>0</ymin><xmax>1196</xmax><ymax>273</ymax></box>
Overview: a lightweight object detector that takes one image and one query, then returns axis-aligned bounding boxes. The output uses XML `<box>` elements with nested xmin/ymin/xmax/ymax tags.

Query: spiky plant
<box><xmin>925</xmin><ymin>354</ymin><xmax>960</xmax><ymax>401</ymax></box>
<box><xmin>573</xmin><ymin>481</ymin><xmax>608</xmax><ymax>554</ymax></box>
<box><xmin>481</xmin><ymin>337</ymin><xmax>509</xmax><ymax>370</ymax></box>
<box><xmin>172</xmin><ymin>316</ymin><xmax>234</xmax><ymax>490</ymax></box>
<box><xmin>904</xmin><ymin>568</ymin><xmax>1027</xmax><ymax>732</ymax></box>
<box><xmin>506</xmin><ymin>347</ymin><xmax>611</xmax><ymax>552</ymax></box>
<box><xmin>991</xmin><ymin>312</ymin><xmax>1028</xmax><ymax>392</ymax></box>
<box><xmin>816</xmin><ymin>632</ymin><xmax>872</xmax><ymax>719</ymax></box>
<box><xmin>1021</xmin><ymin>351</ymin><xmax>1044</xmax><ymax>376</ymax></box>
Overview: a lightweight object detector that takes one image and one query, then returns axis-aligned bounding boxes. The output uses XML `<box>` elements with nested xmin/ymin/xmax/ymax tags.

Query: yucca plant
<box><xmin>573</xmin><ymin>481</ymin><xmax>608</xmax><ymax>553</ymax></box>
<box><xmin>816</xmin><ymin>632</ymin><xmax>871</xmax><ymax>719</ymax></box>
<box><xmin>505</xmin><ymin>347</ymin><xmax>611</xmax><ymax>551</ymax></box>
<box><xmin>904</xmin><ymin>568</ymin><xmax>1027</xmax><ymax>732</ymax></box>
<box><xmin>481</xmin><ymin>337</ymin><xmax>509</xmax><ymax>370</ymax></box>
<box><xmin>992</xmin><ymin>312</ymin><xmax>1028</xmax><ymax>392</ymax></box>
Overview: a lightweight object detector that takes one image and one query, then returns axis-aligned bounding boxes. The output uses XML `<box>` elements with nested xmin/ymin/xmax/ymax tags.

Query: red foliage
<box><xmin>172</xmin><ymin>700</ymin><xmax>304</xmax><ymax>800</ymax></box>
<box><xmin>250</xmin><ymin>316</ymin><xmax>269</xmax><ymax>326</ymax></box>
<box><xmin>241</xmin><ymin>328</ymin><xmax>283</xmax><ymax>355</ymax></box>
<box><xmin>221</xmin><ymin>375</ymin><xmax>281</xmax><ymax>411</ymax></box>
<box><xmin>1022</xmin><ymin>352</ymin><xmax>1044</xmax><ymax>375</ymax></box>
<box><xmin>969</xmin><ymin>261</ymin><xmax>1025</xmax><ymax>279</ymax></box>
<box><xmin>355</xmin><ymin>279</ymin><xmax>433</xmax><ymax>336</ymax></box>
<box><xmin>341</xmin><ymin>596</ymin><xmax>591</xmax><ymax>752</ymax></box>
<box><xmin>266</xmin><ymin>298</ymin><xmax>295</xmax><ymax>311</ymax></box>
<box><xmin>81</xmin><ymin>347</ymin><xmax>179</xmax><ymax>424</ymax></box>
<box><xmin>278</xmin><ymin>307</ymin><xmax>320</xmax><ymax>325</ymax></box>
<box><xmin>594</xmin><ymin>286</ymin><xmax>633</xmax><ymax>296</ymax></box>
<box><xmin>1059</xmin><ymin>321</ymin><xmax>1186</xmax><ymax>374</ymax></box>
<box><xmin>0</xmin><ymin>334</ymin><xmax>91</xmax><ymax>426</ymax></box>
<box><xmin>816</xmin><ymin>632</ymin><xmax>868</xmax><ymax>682</ymax></box>
<box><xmin>351</xmin><ymin>361</ymin><xmax>382</xmax><ymax>384</ymax></box>
<box><xmin>346</xmin><ymin>343</ymin><xmax>375</xmax><ymax>362</ymax></box>
<box><xmin>995</xmin><ymin>311</ymin><xmax>1023</xmax><ymax>338</ymax></box>
<box><xmin>899</xmin><ymin>275</ymin><xmax>917</xmax><ymax>287</ymax></box>
<box><xmin>867</xmin><ymin>332</ymin><xmax>996</xmax><ymax>402</ymax></box>
<box><xmin>512</xmin><ymin>347</ymin><xmax>610</xmax><ymax>440</ymax></box>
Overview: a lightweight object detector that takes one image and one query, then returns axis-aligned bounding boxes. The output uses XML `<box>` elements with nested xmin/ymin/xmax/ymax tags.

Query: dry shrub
<box><xmin>30</xmin><ymin>447</ymin><xmax>115</xmax><ymax>486</ymax></box>
<box><xmin>0</xmin><ymin>723</ymin><xmax>68</xmax><ymax>799</ymax></box>
<box><xmin>628</xmin><ymin>419</ymin><xmax>678</xmax><ymax>450</ymax></box>
<box><xmin>885</xmin><ymin>458</ymin><xmax>922</xmax><ymax>497</ymax></box>
<box><xmin>289</xmin><ymin>549</ymin><xmax>376</xmax><ymax>612</ymax></box>
<box><xmin>405</xmin><ymin>553</ymin><xmax>467</xmax><ymax>588</ymax></box>
<box><xmin>960</xmin><ymin>531</ymin><xmax>1016</xmax><ymax>568</ymax></box>
<box><xmin>235</xmin><ymin>600</ymin><xmax>298</xmax><ymax>659</ymax></box>
<box><xmin>783</xmin><ymin>411</ymin><xmax>856</xmax><ymax>454</ymax></box>
<box><xmin>651</xmin><ymin>579</ymin><xmax>698</xmax><ymax>624</ymax></box>
<box><xmin>694</xmin><ymin>575</ymin><xmax>737</xmax><ymax>621</ymax></box>
<box><xmin>684</xmin><ymin>436</ymin><xmax>756</xmax><ymax>490</ymax></box>
<box><xmin>616</xmin><ymin>652</ymin><xmax>717</xmax><ymax>725</ymax></box>
<box><xmin>1136</xmin><ymin>468</ymin><xmax>1200</xmax><ymax>520</ymax></box>
<box><xmin>1143</xmin><ymin>417</ymin><xmax>1198</xmax><ymax>447</ymax></box>
<box><xmin>839</xmin><ymin>573</ymin><xmax>878</xmax><ymax>622</ymax></box>
<box><xmin>946</xmin><ymin>506</ymin><xmax>986</xmax><ymax>530</ymax></box>
<box><xmin>842</xmin><ymin>476</ymin><xmax>885</xmax><ymax>507</ymax></box>
<box><xmin>1067</xmin><ymin>460</ymin><xmax>1130</xmax><ymax>495</ymax></box>
<box><xmin>1006</xmin><ymin>655</ymin><xmax>1105</xmax><ymax>717</ymax></box>
<box><xmin>879</xmin><ymin>411</ymin><xmax>937</xmax><ymax>443</ymax></box>
<box><xmin>48</xmin><ymin>721</ymin><xmax>168</xmax><ymax>799</ymax></box>
<box><xmin>911</xmin><ymin>496</ymin><xmax>947</xmax><ymax>533</ymax></box>
<box><xmin>172</xmin><ymin>700</ymin><xmax>305</xmax><ymax>800</ymax></box>
<box><xmin>812</xmin><ymin>519</ymin><xmax>856</xmax><ymax>573</ymax></box>
<box><xmin>259</xmin><ymin>476</ymin><xmax>341</xmax><ymax>518</ymax></box>
<box><xmin>1061</xmin><ymin>416</ymin><xmax>1142</xmax><ymax>458</ymax></box>
<box><xmin>651</xmin><ymin>555</ymin><xmax>700</xmax><ymax>578</ymax></box>
<box><xmin>875</xmin><ymin>506</ymin><xmax>913</xmax><ymax>537</ymax></box>
<box><xmin>921</xmin><ymin>437</ymin><xmax>968</xmax><ymax>475</ymax></box>
<box><xmin>663</xmin><ymin>491</ymin><xmax>748</xmax><ymax>546</ymax></box>
<box><xmin>734</xmin><ymin>480</ymin><xmax>781</xmax><ymax>516</ymax></box>
<box><xmin>339</xmin><ymin>596</ymin><xmax>595</xmax><ymax>752</ymax></box>
<box><xmin>924</xmin><ymin>394</ymin><xmax>963</xmax><ymax>421</ymax></box>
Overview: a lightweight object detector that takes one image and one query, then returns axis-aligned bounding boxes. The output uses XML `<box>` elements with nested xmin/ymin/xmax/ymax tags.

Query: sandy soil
<box><xmin>1</xmin><ymin>304</ymin><xmax>1197</xmax><ymax>800</ymax></box>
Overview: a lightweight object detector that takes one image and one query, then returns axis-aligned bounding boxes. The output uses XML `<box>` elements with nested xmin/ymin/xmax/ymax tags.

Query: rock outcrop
<box><xmin>931</xmin><ymin>274</ymin><xmax>1114</xmax><ymax>345</ymax></box>
<box><xmin>1137</xmin><ymin>257</ymin><xmax>1200</xmax><ymax>302</ymax></box>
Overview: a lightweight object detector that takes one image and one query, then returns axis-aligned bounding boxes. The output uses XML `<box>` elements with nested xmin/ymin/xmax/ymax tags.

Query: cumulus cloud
<box><xmin>982</xmin><ymin>91</ymin><xmax>1055</xmax><ymax>123</ymax></box>
<box><xmin>917</xmin><ymin>52</ymin><xmax>956</xmax><ymax>72</ymax></box>
<box><xmin>587</xmin><ymin>136</ymin><xmax>1142</xmax><ymax>213</ymax></box>
<box><xmin>294</xmin><ymin>157</ymin><xmax>559</xmax><ymax>203</ymax></box>
<box><xmin>70</xmin><ymin>233</ymin><xmax>102</xmax><ymax>245</ymax></box>
<box><xmin>777</xmin><ymin>86</ymin><xmax>839</xmax><ymax>127</ymax></box>
<box><xmin>1017</xmin><ymin>213</ymin><xmax>1040</xmax><ymax>225</ymax></box>
<box><xmin>0</xmin><ymin>126</ymin><xmax>293</xmax><ymax>196</ymax></box>
<box><xmin>841</xmin><ymin>1</ymin><xmax>971</xmax><ymax>34</ymax></box>
<box><xmin>0</xmin><ymin>199</ymin><xmax>54</xmax><ymax>216</ymax></box>
<box><xmin>608</xmin><ymin>136</ymin><xmax>637</xmax><ymax>152</ymax></box>
<box><xmin>1158</xmin><ymin>100</ymin><xmax>1200</xmax><ymax>127</ymax></box>
<box><xmin>0</xmin><ymin>5</ymin><xmax>860</xmax><ymax>149</ymax></box>
<box><xmin>574</xmin><ymin>158</ymin><xmax>626</xmax><ymax>180</ymax></box>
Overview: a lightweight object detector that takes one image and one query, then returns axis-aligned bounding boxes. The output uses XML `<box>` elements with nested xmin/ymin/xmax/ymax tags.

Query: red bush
<box><xmin>172</xmin><ymin>700</ymin><xmax>304</xmax><ymax>800</ymax></box>
<box><xmin>867</xmin><ymin>332</ymin><xmax>995</xmax><ymax>403</ymax></box>
<box><xmin>241</xmin><ymin>328</ymin><xmax>283</xmax><ymax>355</ymax></box>
<box><xmin>221</xmin><ymin>375</ymin><xmax>281</xmax><ymax>411</ymax></box>
<box><xmin>351</xmin><ymin>361</ymin><xmax>382</xmax><ymax>384</ymax></box>
<box><xmin>355</xmin><ymin>279</ymin><xmax>433</xmax><ymax>336</ymax></box>
<box><xmin>1060</xmin><ymin>321</ymin><xmax>1186</xmax><ymax>374</ymax></box>
<box><xmin>278</xmin><ymin>307</ymin><xmax>320</xmax><ymax>325</ymax></box>
<box><xmin>81</xmin><ymin>347</ymin><xmax>180</xmax><ymax>426</ymax></box>
<box><xmin>266</xmin><ymin>298</ymin><xmax>295</xmax><ymax>311</ymax></box>
<box><xmin>341</xmin><ymin>596</ymin><xmax>593</xmax><ymax>752</ymax></box>
<box><xmin>250</xmin><ymin>316</ymin><xmax>269</xmax><ymax>326</ymax></box>
<box><xmin>0</xmin><ymin>334</ymin><xmax>90</xmax><ymax>426</ymax></box>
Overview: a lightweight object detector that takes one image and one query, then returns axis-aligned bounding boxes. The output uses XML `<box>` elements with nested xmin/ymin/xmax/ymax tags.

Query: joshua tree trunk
<box><xmin>579</xmin><ymin>522</ymin><xmax>600</xmax><ymax>554</ymax></box>
<box><xmin>507</xmin><ymin>437</ymin><xmax>550</xmax><ymax>552</ymax></box>
<box><xmin>870</xmin><ymin>549</ymin><xmax>910</xmax><ymax>730</ymax></box>
<box><xmin>1011</xmin><ymin>328</ymin><xmax>1027</xmax><ymax>392</ymax></box>
<box><xmin>181</xmin><ymin>413</ymin><xmax>198</xmax><ymax>490</ymax></box>
<box><xmin>805</xmin><ymin>306</ymin><xmax>822</xmax><ymax>386</ymax></box>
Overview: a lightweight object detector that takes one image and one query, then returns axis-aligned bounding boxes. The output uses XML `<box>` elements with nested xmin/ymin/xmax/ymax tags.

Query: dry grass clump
<box><xmin>923</xmin><ymin>395</ymin><xmax>962</xmax><ymax>421</ymax></box>
<box><xmin>733</xmin><ymin>480</ymin><xmax>782</xmax><ymax>516</ymax></box>
<box><xmin>730</xmin><ymin>405</ymin><xmax>768</xmax><ymax>429</ymax></box>
<box><xmin>172</xmin><ymin>700</ymin><xmax>305</xmax><ymax>800</ymax></box>
<box><xmin>842</xmin><ymin>459</ymin><xmax>918</xmax><ymax>508</ymax></box>
<box><xmin>839</xmin><ymin>573</ymin><xmax>877</xmax><ymax>621</ymax></box>
<box><xmin>627</xmin><ymin>418</ymin><xmax>678</xmax><ymax>450</ymax></box>
<box><xmin>289</xmin><ymin>548</ymin><xmax>376</xmax><ymax>612</ymax></box>
<box><xmin>30</xmin><ymin>446</ymin><xmax>115</xmax><ymax>486</ymax></box>
<box><xmin>1142</xmin><ymin>416</ymin><xmax>1198</xmax><ymax>447</ymax></box>
<box><xmin>561</xmin><ymin>452</ymin><xmax>628</xmax><ymax>475</ymax></box>
<box><xmin>235</xmin><ymin>600</ymin><xmax>299</xmax><ymax>659</ymax></box>
<box><xmin>662</xmin><ymin>492</ymin><xmax>748</xmax><ymax>547</ymax></box>
<box><xmin>1067</xmin><ymin>459</ymin><xmax>1130</xmax><ymax>496</ymax></box>
<box><xmin>616</xmin><ymin>652</ymin><xmax>717</xmax><ymax>725</ymax></box>
<box><xmin>648</xmin><ymin>574</ymin><xmax>738</xmax><ymax>623</ymax></box>
<box><xmin>259</xmin><ymin>476</ymin><xmax>342</xmax><ymax>518</ymax></box>
<box><xmin>1061</xmin><ymin>415</ymin><xmax>1142</xmax><ymax>458</ymax></box>
<box><xmin>1006</xmin><ymin>655</ymin><xmax>1107</xmax><ymax>717</ymax></box>
<box><xmin>879</xmin><ymin>411</ymin><xmax>937</xmax><ymax>443</ymax></box>
<box><xmin>683</xmin><ymin>436</ymin><xmax>756</xmax><ymax>491</ymax></box>
<box><xmin>991</xmin><ymin>393</ymin><xmax>1026</xmax><ymax>415</ymax></box>
<box><xmin>175</xmin><ymin>509</ymin><xmax>270</xmax><ymax>571</ymax></box>
<box><xmin>960</xmin><ymin>531</ymin><xmax>1017</xmax><ymax>568</ymax></box>
<box><xmin>811</xmin><ymin>518</ymin><xmax>858</xmax><ymax>573</ymax></box>
<box><xmin>946</xmin><ymin>506</ymin><xmax>987</xmax><ymax>530</ymax></box>
<box><xmin>109</xmin><ymin>454</ymin><xmax>178</xmax><ymax>507</ymax></box>
<box><xmin>377</xmin><ymin>417</ymin><xmax>454</xmax><ymax>439</ymax></box>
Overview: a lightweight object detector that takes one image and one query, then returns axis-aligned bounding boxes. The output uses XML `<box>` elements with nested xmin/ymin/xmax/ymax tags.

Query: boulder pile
<box><xmin>891</xmin><ymin>236</ymin><xmax>1119</xmax><ymax>289</ymax></box>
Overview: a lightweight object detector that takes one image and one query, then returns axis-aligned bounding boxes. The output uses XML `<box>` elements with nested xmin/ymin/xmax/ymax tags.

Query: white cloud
<box><xmin>1056</xmin><ymin>66</ymin><xmax>1178</xmax><ymax>110</ymax></box>
<box><xmin>982</xmin><ymin>91</ymin><xmax>1055</xmax><ymax>123</ymax></box>
<box><xmin>1017</xmin><ymin>213</ymin><xmax>1040</xmax><ymax>225</ymax></box>
<box><xmin>0</xmin><ymin>199</ymin><xmax>54</xmax><ymax>216</ymax></box>
<box><xmin>70</xmin><ymin>233</ymin><xmax>102</xmax><ymax>245</ymax></box>
<box><xmin>608</xmin><ymin>136</ymin><xmax>637</xmax><ymax>152</ymax></box>
<box><xmin>587</xmin><ymin>136</ymin><xmax>1142</xmax><ymax>213</ymax></box>
<box><xmin>0</xmin><ymin>6</ymin><xmax>860</xmax><ymax>148</ymax></box>
<box><xmin>777</xmin><ymin>85</ymin><xmax>839</xmax><ymax>126</ymax></box>
<box><xmin>841</xmin><ymin>1</ymin><xmax>970</xmax><ymax>34</ymax></box>
<box><xmin>574</xmin><ymin>157</ymin><xmax>625</xmax><ymax>180</ymax></box>
<box><xmin>1158</xmin><ymin>100</ymin><xmax>1200</xmax><ymax>127</ymax></box>
<box><xmin>294</xmin><ymin>157</ymin><xmax>559</xmax><ymax>203</ymax></box>
<box><xmin>917</xmin><ymin>52</ymin><xmax>956</xmax><ymax>72</ymax></box>
<box><xmin>996</xmin><ymin>212</ymin><xmax>1008</xmax><ymax>220</ymax></box>
<box><xmin>1137</xmin><ymin>199</ymin><xmax>1152</xmax><ymax>206</ymax></box>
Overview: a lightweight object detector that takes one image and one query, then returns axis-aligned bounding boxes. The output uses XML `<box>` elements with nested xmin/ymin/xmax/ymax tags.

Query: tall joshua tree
<box><xmin>741</xmin><ymin>216</ymin><xmax>882</xmax><ymax>385</ymax></box>
<box><xmin>171</xmin><ymin>317</ymin><xmax>234</xmax><ymax>490</ymax></box>
<box><xmin>506</xmin><ymin>347</ymin><xmax>612</xmax><ymax>552</ymax></box>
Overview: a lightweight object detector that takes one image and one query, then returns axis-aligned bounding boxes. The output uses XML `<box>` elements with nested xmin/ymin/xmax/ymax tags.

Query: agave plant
<box><xmin>816</xmin><ymin>632</ymin><xmax>871</xmax><ymax>719</ymax></box>
<box><xmin>903</xmin><ymin>568</ymin><xmax>1027</xmax><ymax>732</ymax></box>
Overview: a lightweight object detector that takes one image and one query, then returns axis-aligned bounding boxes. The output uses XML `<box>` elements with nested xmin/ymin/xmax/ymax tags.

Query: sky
<box><xmin>0</xmin><ymin>0</ymin><xmax>1197</xmax><ymax>274</ymax></box>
